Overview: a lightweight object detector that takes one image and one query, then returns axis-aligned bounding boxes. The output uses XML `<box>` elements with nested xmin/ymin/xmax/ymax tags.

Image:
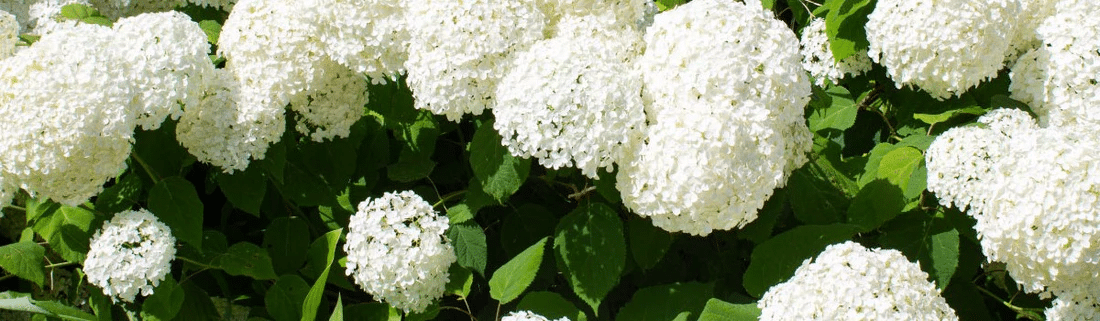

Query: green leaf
<box><xmin>697</xmin><ymin>298</ymin><xmax>761</xmax><ymax>321</ymax></box>
<box><xmin>489</xmin><ymin>237</ymin><xmax>547</xmax><ymax>304</ymax></box>
<box><xmin>172</xmin><ymin>282</ymin><xmax>221</xmax><ymax>321</ymax></box>
<box><xmin>27</xmin><ymin>200</ymin><xmax>98</xmax><ymax>263</ymax></box>
<box><xmin>627</xmin><ymin>218</ymin><xmax>672</xmax><ymax>271</ymax></box>
<box><xmin>328</xmin><ymin>295</ymin><xmax>343</xmax><ymax>321</ymax></box>
<box><xmin>199</xmin><ymin>20</ymin><xmax>221</xmax><ymax>45</ymax></box>
<box><xmin>148</xmin><ymin>176</ymin><xmax>204</xmax><ymax>250</ymax></box>
<box><xmin>874</xmin><ymin>146</ymin><xmax>924</xmax><ymax>200</ymax></box>
<box><xmin>301</xmin><ymin>229</ymin><xmax>342</xmax><ymax>321</ymax></box>
<box><xmin>266</xmin><ymin>275</ymin><xmax>310</xmax><ymax>321</ymax></box>
<box><xmin>880</xmin><ymin>211</ymin><xmax>960</xmax><ymax>290</ymax></box>
<box><xmin>738</xmin><ymin>189</ymin><xmax>786</xmax><ymax>244</ymax></box>
<box><xmin>140</xmin><ymin>276</ymin><xmax>185</xmax><ymax>321</ymax></box>
<box><xmin>0</xmin><ymin>242</ymin><xmax>46</xmax><ymax>286</ymax></box>
<box><xmin>824</xmin><ymin>0</ymin><xmax>874</xmax><ymax>62</ymax></box>
<box><xmin>444</xmin><ymin>265</ymin><xmax>474</xmax><ymax>298</ymax></box>
<box><xmin>500</xmin><ymin>204</ymin><xmax>556</xmax><ymax>257</ymax></box>
<box><xmin>217</xmin><ymin>164</ymin><xmax>266</xmax><ymax>216</ymax></box>
<box><xmin>446</xmin><ymin>204</ymin><xmax>474</xmax><ymax>223</ymax></box>
<box><xmin>786</xmin><ymin>162</ymin><xmax>848</xmax><ymax>224</ymax></box>
<box><xmin>554</xmin><ymin>203</ymin><xmax>626</xmax><ymax>313</ymax></box>
<box><xmin>133</xmin><ymin>121</ymin><xmax>194</xmax><ymax>178</ymax></box>
<box><xmin>615</xmin><ymin>282</ymin><xmax>713</xmax><ymax>321</ymax></box>
<box><xmin>847</xmin><ymin>179</ymin><xmax>907</xmax><ymax>232</ymax></box>
<box><xmin>447</xmin><ymin>221</ymin><xmax>487</xmax><ymax>276</ymax></box>
<box><xmin>516</xmin><ymin>291</ymin><xmax>586</xmax><ymax>321</ymax></box>
<box><xmin>742</xmin><ymin>224</ymin><xmax>862</xmax><ymax>297</ymax></box>
<box><xmin>264</xmin><ymin>139</ymin><xmax>288</xmax><ymax>183</ymax></box>
<box><xmin>59</xmin><ymin>4</ymin><xmax>103</xmax><ymax>20</ymax></box>
<box><xmin>94</xmin><ymin>173</ymin><xmax>143</xmax><ymax>214</ymax></box>
<box><xmin>0</xmin><ymin>293</ymin><xmax>97</xmax><ymax>321</ymax></box>
<box><xmin>857</xmin><ymin>142</ymin><xmax>900</xmax><ymax>187</ymax></box>
<box><xmin>470</xmin><ymin>120</ymin><xmax>531</xmax><ymax>202</ymax></box>
<box><xmin>89</xmin><ymin>290</ymin><xmax>112</xmax><ymax>321</ymax></box>
<box><xmin>263</xmin><ymin>217</ymin><xmax>310</xmax><ymax>275</ymax></box>
<box><xmin>913</xmin><ymin>105</ymin><xmax>987</xmax><ymax>125</ymax></box>
<box><xmin>215</xmin><ymin>242</ymin><xmax>278</xmax><ymax>280</ymax></box>
<box><xmin>655</xmin><ymin>0</ymin><xmax>686</xmax><ymax>11</ymax></box>
<box><xmin>387</xmin><ymin>110</ymin><xmax>440</xmax><ymax>182</ymax></box>
<box><xmin>808</xmin><ymin>85</ymin><xmax>859</xmax><ymax>132</ymax></box>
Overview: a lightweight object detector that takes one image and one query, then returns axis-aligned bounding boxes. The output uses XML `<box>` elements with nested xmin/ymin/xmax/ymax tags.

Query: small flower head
<box><xmin>84</xmin><ymin>209</ymin><xmax>177</xmax><ymax>303</ymax></box>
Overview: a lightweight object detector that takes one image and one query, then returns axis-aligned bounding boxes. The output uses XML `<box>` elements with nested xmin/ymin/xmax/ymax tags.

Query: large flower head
<box><xmin>799</xmin><ymin>17</ymin><xmax>873</xmax><ymax>87</ymax></box>
<box><xmin>343</xmin><ymin>191</ymin><xmax>456</xmax><ymax>313</ymax></box>
<box><xmin>177</xmin><ymin>69</ymin><xmax>286</xmax><ymax>173</ymax></box>
<box><xmin>403</xmin><ymin>0</ymin><xmax>547</xmax><ymax>121</ymax></box>
<box><xmin>617</xmin><ymin>0</ymin><xmax>811</xmax><ymax>235</ymax></box>
<box><xmin>0</xmin><ymin>23</ymin><xmax>135</xmax><ymax>205</ymax></box>
<box><xmin>314</xmin><ymin>0</ymin><xmax>408</xmax><ymax>82</ymax></box>
<box><xmin>536</xmin><ymin>0</ymin><xmax>655</xmax><ymax>31</ymax></box>
<box><xmin>758</xmin><ymin>241</ymin><xmax>958</xmax><ymax>320</ymax></box>
<box><xmin>866</xmin><ymin>0</ymin><xmax>1019</xmax><ymax>99</ymax></box>
<box><xmin>493</xmin><ymin>13</ymin><xmax>646</xmax><ymax>178</ymax></box>
<box><xmin>288</xmin><ymin>60</ymin><xmax>369</xmax><ymax>142</ymax></box>
<box><xmin>113</xmin><ymin>11</ymin><xmax>216</xmax><ymax>130</ymax></box>
<box><xmin>84</xmin><ymin>209</ymin><xmax>177</xmax><ymax>303</ymax></box>
<box><xmin>1009</xmin><ymin>1</ymin><xmax>1100</xmax><ymax>127</ymax></box>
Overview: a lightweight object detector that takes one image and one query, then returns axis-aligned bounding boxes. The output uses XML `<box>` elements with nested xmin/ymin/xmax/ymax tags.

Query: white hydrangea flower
<box><xmin>1009</xmin><ymin>1</ymin><xmax>1100</xmax><ymax>127</ymax></box>
<box><xmin>84</xmin><ymin>209</ymin><xmax>177</xmax><ymax>303</ymax></box>
<box><xmin>0</xmin><ymin>23</ymin><xmax>136</xmax><ymax>206</ymax></box>
<box><xmin>799</xmin><ymin>17</ymin><xmax>872</xmax><ymax>87</ymax></box>
<box><xmin>493</xmin><ymin>13</ymin><xmax>645</xmax><ymax>178</ymax></box>
<box><xmin>758</xmin><ymin>241</ymin><xmax>959</xmax><ymax>321</ymax></box>
<box><xmin>0</xmin><ymin>9</ymin><xmax>17</xmax><ymax>58</ymax></box>
<box><xmin>501</xmin><ymin>311</ymin><xmax>570</xmax><ymax>321</ymax></box>
<box><xmin>24</xmin><ymin>0</ymin><xmax>89</xmax><ymax>34</ymax></box>
<box><xmin>925</xmin><ymin>109</ymin><xmax>1035</xmax><ymax>212</ymax></box>
<box><xmin>865</xmin><ymin>0</ymin><xmax>1019</xmax><ymax>100</ymax></box>
<box><xmin>617</xmin><ymin>0</ymin><xmax>811</xmax><ymax>236</ymax></box>
<box><xmin>113</xmin><ymin>11</ymin><xmax>216</xmax><ymax>130</ymax></box>
<box><xmin>536</xmin><ymin>0</ymin><xmax>654</xmax><ymax>31</ymax></box>
<box><xmin>404</xmin><ymin>0</ymin><xmax>547</xmax><ymax>121</ymax></box>
<box><xmin>177</xmin><ymin>69</ymin><xmax>286</xmax><ymax>173</ymax></box>
<box><xmin>1006</xmin><ymin>0</ymin><xmax>1057</xmax><ymax>58</ymax></box>
<box><xmin>1046</xmin><ymin>287</ymin><xmax>1100</xmax><ymax>321</ymax></box>
<box><xmin>314</xmin><ymin>0</ymin><xmax>408</xmax><ymax>83</ymax></box>
<box><xmin>289</xmin><ymin>61</ymin><xmax>369</xmax><ymax>142</ymax></box>
<box><xmin>219</xmin><ymin>0</ymin><xmax>329</xmax><ymax>109</ymax></box>
<box><xmin>344</xmin><ymin>191</ymin><xmax>456</xmax><ymax>313</ymax></box>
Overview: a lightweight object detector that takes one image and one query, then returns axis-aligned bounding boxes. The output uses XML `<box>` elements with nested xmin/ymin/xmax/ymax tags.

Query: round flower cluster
<box><xmin>536</xmin><ymin>0</ymin><xmax>654</xmax><ymax>31</ymax></box>
<box><xmin>0</xmin><ymin>0</ymin><xmax>89</xmax><ymax>34</ymax></box>
<box><xmin>926</xmin><ymin>108</ymin><xmax>1100</xmax><ymax>295</ymax></box>
<box><xmin>617</xmin><ymin>0</ymin><xmax>811</xmax><ymax>236</ymax></box>
<box><xmin>501</xmin><ymin>311</ymin><xmax>570</xmax><ymax>321</ymax></box>
<box><xmin>865</xmin><ymin>0</ymin><xmax>1018</xmax><ymax>100</ymax></box>
<box><xmin>314</xmin><ymin>0</ymin><xmax>408</xmax><ymax>82</ymax></box>
<box><xmin>113</xmin><ymin>11</ymin><xmax>215</xmax><ymax>130</ymax></box>
<box><xmin>218</xmin><ymin>0</ymin><xmax>328</xmax><ymax>109</ymax></box>
<box><xmin>403</xmin><ymin>0</ymin><xmax>547</xmax><ymax>121</ymax></box>
<box><xmin>343</xmin><ymin>191</ymin><xmax>456</xmax><ymax>313</ymax></box>
<box><xmin>493</xmin><ymin>13</ymin><xmax>645</xmax><ymax>178</ymax></box>
<box><xmin>799</xmin><ymin>18</ymin><xmax>872</xmax><ymax>87</ymax></box>
<box><xmin>924</xmin><ymin>109</ymin><xmax>1035</xmax><ymax>213</ymax></box>
<box><xmin>1046</xmin><ymin>287</ymin><xmax>1100</xmax><ymax>321</ymax></box>
<box><xmin>758</xmin><ymin>241</ymin><xmax>959</xmax><ymax>320</ymax></box>
<box><xmin>0</xmin><ymin>23</ymin><xmax>136</xmax><ymax>206</ymax></box>
<box><xmin>0</xmin><ymin>10</ymin><xmax>17</xmax><ymax>58</ymax></box>
<box><xmin>84</xmin><ymin>209</ymin><xmax>177</xmax><ymax>303</ymax></box>
<box><xmin>1009</xmin><ymin>1</ymin><xmax>1100</xmax><ymax>127</ymax></box>
<box><xmin>288</xmin><ymin>60</ymin><xmax>368</xmax><ymax>142</ymax></box>
<box><xmin>176</xmin><ymin>69</ymin><xmax>286</xmax><ymax>172</ymax></box>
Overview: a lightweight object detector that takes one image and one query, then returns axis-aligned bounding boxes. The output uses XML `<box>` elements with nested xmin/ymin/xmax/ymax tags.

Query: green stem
<box><xmin>177</xmin><ymin>256</ymin><xmax>218</xmax><ymax>270</ymax></box>
<box><xmin>5</xmin><ymin>205</ymin><xmax>25</xmax><ymax>212</ymax></box>
<box><xmin>45</xmin><ymin>261</ymin><xmax>77</xmax><ymax>269</ymax></box>
<box><xmin>131</xmin><ymin>153</ymin><xmax>161</xmax><ymax>184</ymax></box>
<box><xmin>973</xmin><ymin>285</ymin><xmax>1044</xmax><ymax>320</ymax></box>
<box><xmin>433</xmin><ymin>190</ymin><xmax>467</xmax><ymax>209</ymax></box>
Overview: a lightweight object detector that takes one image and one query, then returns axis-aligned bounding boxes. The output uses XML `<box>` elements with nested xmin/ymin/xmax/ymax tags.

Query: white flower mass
<box><xmin>799</xmin><ymin>18</ymin><xmax>872</xmax><ymax>87</ymax></box>
<box><xmin>493</xmin><ymin>13</ymin><xmax>646</xmax><ymax>178</ymax></box>
<box><xmin>289</xmin><ymin>60</ymin><xmax>369</xmax><ymax>142</ymax></box>
<box><xmin>865</xmin><ymin>0</ymin><xmax>1018</xmax><ymax>100</ymax></box>
<box><xmin>403</xmin><ymin>0</ymin><xmax>547</xmax><ymax>121</ymax></box>
<box><xmin>758</xmin><ymin>241</ymin><xmax>959</xmax><ymax>320</ymax></box>
<box><xmin>502</xmin><ymin>311</ymin><xmax>570</xmax><ymax>321</ymax></box>
<box><xmin>0</xmin><ymin>10</ymin><xmax>17</xmax><ymax>58</ymax></box>
<box><xmin>1009</xmin><ymin>1</ymin><xmax>1100</xmax><ymax>127</ymax></box>
<box><xmin>927</xmin><ymin>108</ymin><xmax>1100</xmax><ymax>295</ymax></box>
<box><xmin>343</xmin><ymin>191</ymin><xmax>456</xmax><ymax>313</ymax></box>
<box><xmin>617</xmin><ymin>0</ymin><xmax>812</xmax><ymax>236</ymax></box>
<box><xmin>314</xmin><ymin>0</ymin><xmax>408</xmax><ymax>83</ymax></box>
<box><xmin>84</xmin><ymin>209</ymin><xmax>177</xmax><ymax>303</ymax></box>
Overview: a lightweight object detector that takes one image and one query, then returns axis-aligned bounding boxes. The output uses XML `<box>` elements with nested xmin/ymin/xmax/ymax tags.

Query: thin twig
<box><xmin>131</xmin><ymin>153</ymin><xmax>161</xmax><ymax>183</ymax></box>
<box><xmin>440</xmin><ymin>306</ymin><xmax>477</xmax><ymax>321</ymax></box>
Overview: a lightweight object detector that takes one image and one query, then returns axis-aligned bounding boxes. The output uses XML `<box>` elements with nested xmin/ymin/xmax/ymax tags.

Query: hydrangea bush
<box><xmin>0</xmin><ymin>0</ymin><xmax>1092</xmax><ymax>320</ymax></box>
